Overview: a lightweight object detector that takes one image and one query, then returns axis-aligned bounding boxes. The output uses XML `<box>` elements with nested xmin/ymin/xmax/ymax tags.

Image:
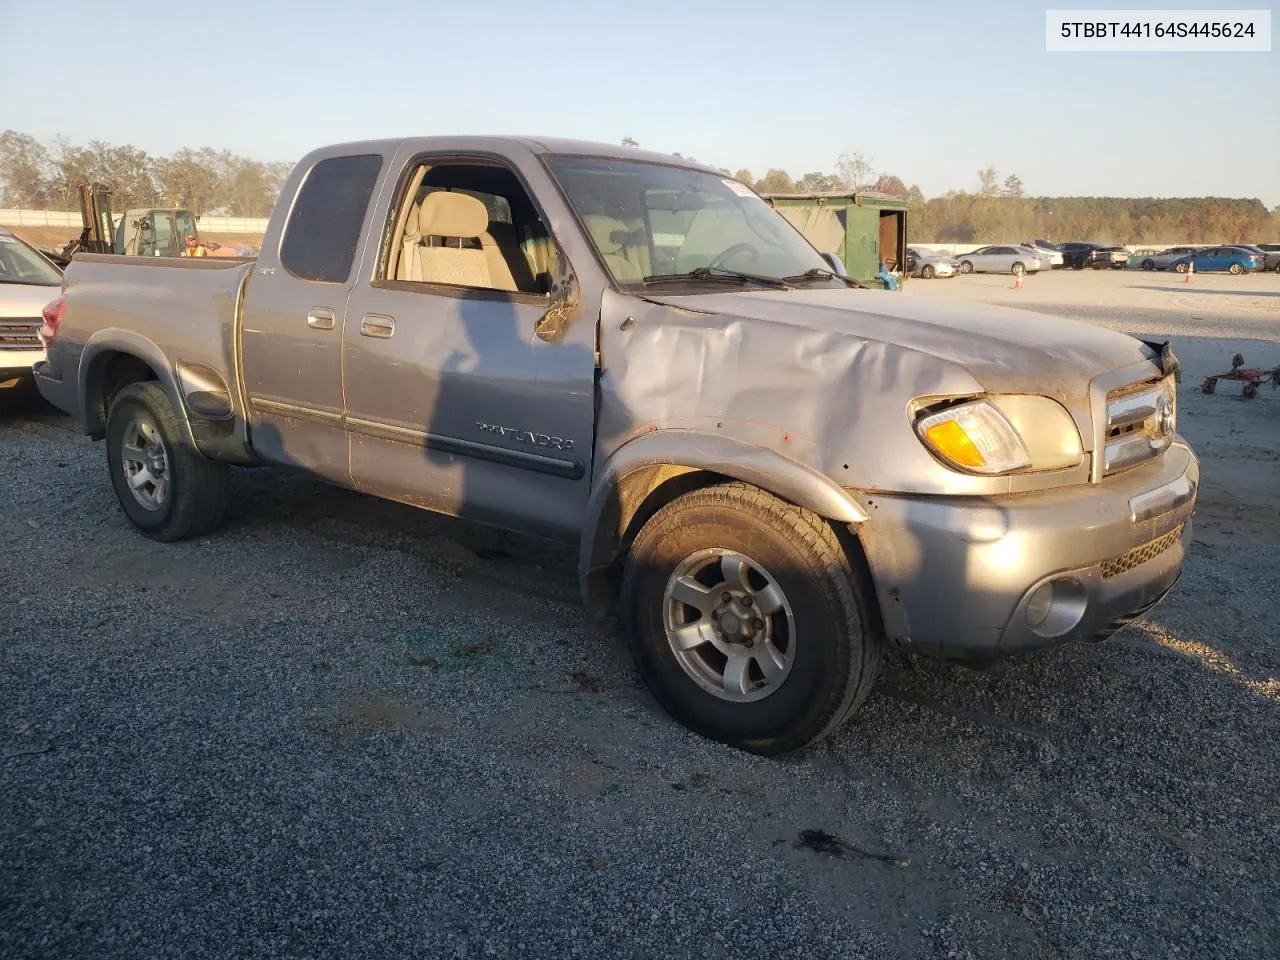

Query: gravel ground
<box><xmin>3</xmin><ymin>269</ymin><xmax>1278</xmax><ymax>959</ymax></box>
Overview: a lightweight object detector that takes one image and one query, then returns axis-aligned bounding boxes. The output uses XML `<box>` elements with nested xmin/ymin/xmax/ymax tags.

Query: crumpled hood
<box><xmin>639</xmin><ymin>286</ymin><xmax>1156</xmax><ymax>399</ymax></box>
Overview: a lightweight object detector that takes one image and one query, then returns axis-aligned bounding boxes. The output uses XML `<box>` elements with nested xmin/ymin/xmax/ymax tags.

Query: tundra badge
<box><xmin>475</xmin><ymin>422</ymin><xmax>575</xmax><ymax>452</ymax></box>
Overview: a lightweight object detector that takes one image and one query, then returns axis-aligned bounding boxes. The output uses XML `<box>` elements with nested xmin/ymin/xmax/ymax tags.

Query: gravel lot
<box><xmin>3</xmin><ymin>269</ymin><xmax>1278</xmax><ymax>959</ymax></box>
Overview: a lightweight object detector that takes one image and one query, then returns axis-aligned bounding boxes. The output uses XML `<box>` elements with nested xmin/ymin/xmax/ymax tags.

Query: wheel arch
<box><xmin>79</xmin><ymin>330</ymin><xmax>252</xmax><ymax>463</ymax></box>
<box><xmin>578</xmin><ymin>431</ymin><xmax>871</xmax><ymax>619</ymax></box>
<box><xmin>80</xmin><ymin>332</ymin><xmax>182</xmax><ymax>440</ymax></box>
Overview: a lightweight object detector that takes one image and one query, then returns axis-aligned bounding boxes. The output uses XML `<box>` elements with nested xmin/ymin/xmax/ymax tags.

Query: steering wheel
<box><xmin>707</xmin><ymin>242</ymin><xmax>759</xmax><ymax>270</ymax></box>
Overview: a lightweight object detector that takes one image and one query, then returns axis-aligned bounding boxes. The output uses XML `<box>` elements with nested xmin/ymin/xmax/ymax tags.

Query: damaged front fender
<box><xmin>577</xmin><ymin>429</ymin><xmax>869</xmax><ymax>616</ymax></box>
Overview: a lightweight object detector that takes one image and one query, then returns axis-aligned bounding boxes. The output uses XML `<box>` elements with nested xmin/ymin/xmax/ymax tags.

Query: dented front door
<box><xmin>340</xmin><ymin>282</ymin><xmax>595</xmax><ymax>542</ymax></box>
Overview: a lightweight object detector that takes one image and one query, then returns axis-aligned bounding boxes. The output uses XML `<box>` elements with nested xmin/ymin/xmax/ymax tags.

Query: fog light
<box><xmin>1026</xmin><ymin>582</ymin><xmax>1055</xmax><ymax>627</ymax></box>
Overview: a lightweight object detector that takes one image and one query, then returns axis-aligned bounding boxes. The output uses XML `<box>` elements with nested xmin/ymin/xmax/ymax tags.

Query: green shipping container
<box><xmin>760</xmin><ymin>191</ymin><xmax>909</xmax><ymax>287</ymax></box>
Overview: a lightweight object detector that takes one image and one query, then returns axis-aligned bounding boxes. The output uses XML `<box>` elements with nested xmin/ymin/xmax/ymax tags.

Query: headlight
<box><xmin>914</xmin><ymin>395</ymin><xmax>1085</xmax><ymax>475</ymax></box>
<box><xmin>915</xmin><ymin>400</ymin><xmax>1031</xmax><ymax>474</ymax></box>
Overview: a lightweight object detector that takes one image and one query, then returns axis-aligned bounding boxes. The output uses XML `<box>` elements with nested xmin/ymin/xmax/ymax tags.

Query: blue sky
<box><xmin>1</xmin><ymin>0</ymin><xmax>1276</xmax><ymax>205</ymax></box>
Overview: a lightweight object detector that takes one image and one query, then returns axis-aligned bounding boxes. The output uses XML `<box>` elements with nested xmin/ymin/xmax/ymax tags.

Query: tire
<box><xmin>959</xmin><ymin>261</ymin><xmax>973</xmax><ymax>274</ymax></box>
<box><xmin>921</xmin><ymin>265</ymin><xmax>935</xmax><ymax>279</ymax></box>
<box><xmin>620</xmin><ymin>482</ymin><xmax>883</xmax><ymax>755</ymax></box>
<box><xmin>1175</xmin><ymin>262</ymin><xmax>1189</xmax><ymax>274</ymax></box>
<box><xmin>1243</xmin><ymin>382</ymin><xmax>1257</xmax><ymax>399</ymax></box>
<box><xmin>105</xmin><ymin>381</ymin><xmax>230</xmax><ymax>542</ymax></box>
<box><xmin>1072</xmin><ymin>260</ymin><xmax>1084</xmax><ymax>270</ymax></box>
<box><xmin>1142</xmin><ymin>259</ymin><xmax>1155</xmax><ymax>271</ymax></box>
<box><xmin>1273</xmin><ymin>262</ymin><xmax>1280</xmax><ymax>274</ymax></box>
<box><xmin>1011</xmin><ymin>262</ymin><xmax>1025</xmax><ymax>276</ymax></box>
<box><xmin>1228</xmin><ymin>262</ymin><xmax>1243</xmax><ymax>275</ymax></box>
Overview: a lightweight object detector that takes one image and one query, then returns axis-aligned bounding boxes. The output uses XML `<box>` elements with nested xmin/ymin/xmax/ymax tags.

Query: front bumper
<box><xmin>855</xmin><ymin>441</ymin><xmax>1199</xmax><ymax>658</ymax></box>
<box><xmin>1</xmin><ymin>348</ymin><xmax>45</xmax><ymax>384</ymax></box>
<box><xmin>32</xmin><ymin>359</ymin><xmax>76</xmax><ymax>417</ymax></box>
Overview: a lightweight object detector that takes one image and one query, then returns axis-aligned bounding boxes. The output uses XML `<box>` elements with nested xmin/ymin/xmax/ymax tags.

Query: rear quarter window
<box><xmin>280</xmin><ymin>154</ymin><xmax>383</xmax><ymax>283</ymax></box>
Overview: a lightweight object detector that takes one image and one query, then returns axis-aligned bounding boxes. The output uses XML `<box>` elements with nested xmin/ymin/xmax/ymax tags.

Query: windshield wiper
<box><xmin>642</xmin><ymin>266</ymin><xmax>794</xmax><ymax>290</ymax></box>
<box><xmin>781</xmin><ymin>267</ymin><xmax>868</xmax><ymax>289</ymax></box>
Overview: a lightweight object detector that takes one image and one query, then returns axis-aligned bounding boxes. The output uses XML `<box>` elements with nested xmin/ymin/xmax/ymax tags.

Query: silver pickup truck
<box><xmin>33</xmin><ymin>136</ymin><xmax>1199</xmax><ymax>755</ymax></box>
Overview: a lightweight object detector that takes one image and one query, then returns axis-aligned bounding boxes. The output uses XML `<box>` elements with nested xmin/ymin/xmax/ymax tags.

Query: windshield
<box><xmin>544</xmin><ymin>156</ymin><xmax>829</xmax><ymax>286</ymax></box>
<box><xmin>0</xmin><ymin>234</ymin><xmax>62</xmax><ymax>286</ymax></box>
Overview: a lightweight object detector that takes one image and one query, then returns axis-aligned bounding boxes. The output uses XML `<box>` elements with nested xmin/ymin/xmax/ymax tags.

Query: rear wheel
<box><xmin>621</xmin><ymin>482</ymin><xmax>883</xmax><ymax>755</ymax></box>
<box><xmin>1228</xmin><ymin>262</ymin><xmax>1244</xmax><ymax>275</ymax></box>
<box><xmin>921</xmin><ymin>264</ymin><xmax>935</xmax><ymax>279</ymax></box>
<box><xmin>1011</xmin><ymin>262</ymin><xmax>1025</xmax><ymax>276</ymax></box>
<box><xmin>1142</xmin><ymin>259</ymin><xmax>1155</xmax><ymax>271</ymax></box>
<box><xmin>105</xmin><ymin>381</ymin><xmax>230</xmax><ymax>542</ymax></box>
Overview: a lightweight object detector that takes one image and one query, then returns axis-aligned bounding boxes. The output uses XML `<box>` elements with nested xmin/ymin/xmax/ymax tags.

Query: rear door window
<box><xmin>280</xmin><ymin>154</ymin><xmax>383</xmax><ymax>283</ymax></box>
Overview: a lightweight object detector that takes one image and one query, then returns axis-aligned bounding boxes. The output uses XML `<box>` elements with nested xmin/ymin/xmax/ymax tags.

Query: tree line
<box><xmin>726</xmin><ymin>159</ymin><xmax>1278</xmax><ymax>244</ymax></box>
<box><xmin>3</xmin><ymin>129</ymin><xmax>1276</xmax><ymax>243</ymax></box>
<box><xmin>0</xmin><ymin>130</ymin><xmax>291</xmax><ymax>217</ymax></box>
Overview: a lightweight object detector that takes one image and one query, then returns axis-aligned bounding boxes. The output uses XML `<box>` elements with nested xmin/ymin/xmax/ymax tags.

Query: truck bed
<box><xmin>40</xmin><ymin>253</ymin><xmax>257</xmax><ymax>452</ymax></box>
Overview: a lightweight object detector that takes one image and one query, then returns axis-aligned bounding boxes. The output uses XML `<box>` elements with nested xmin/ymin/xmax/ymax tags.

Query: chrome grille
<box><xmin>1102</xmin><ymin>375</ymin><xmax>1176</xmax><ymax>476</ymax></box>
<box><xmin>0</xmin><ymin>318</ymin><xmax>41</xmax><ymax>350</ymax></box>
<box><xmin>1100</xmin><ymin>523</ymin><xmax>1184</xmax><ymax>579</ymax></box>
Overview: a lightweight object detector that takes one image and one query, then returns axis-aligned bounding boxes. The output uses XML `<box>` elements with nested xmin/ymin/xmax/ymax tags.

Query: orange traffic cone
<box><xmin>1012</xmin><ymin>271</ymin><xmax>1024</xmax><ymax>290</ymax></box>
<box><xmin>1185</xmin><ymin>260</ymin><xmax>1194</xmax><ymax>283</ymax></box>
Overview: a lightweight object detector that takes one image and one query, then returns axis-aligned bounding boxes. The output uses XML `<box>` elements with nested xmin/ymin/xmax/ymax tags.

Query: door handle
<box><xmin>307</xmin><ymin>307</ymin><xmax>335</xmax><ymax>330</ymax></box>
<box><xmin>360</xmin><ymin>314</ymin><xmax>396</xmax><ymax>338</ymax></box>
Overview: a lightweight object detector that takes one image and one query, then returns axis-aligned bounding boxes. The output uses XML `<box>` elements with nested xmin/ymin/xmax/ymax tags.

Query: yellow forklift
<box><xmin>62</xmin><ymin>183</ymin><xmax>200</xmax><ymax>259</ymax></box>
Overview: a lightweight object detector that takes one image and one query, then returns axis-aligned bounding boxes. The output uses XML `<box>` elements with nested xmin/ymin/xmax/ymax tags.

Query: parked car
<box><xmin>1090</xmin><ymin>246</ymin><xmax>1129</xmax><ymax>270</ymax></box>
<box><xmin>1234</xmin><ymin>244</ymin><xmax>1280</xmax><ymax>272</ymax></box>
<box><xmin>1020</xmin><ymin>240</ymin><xmax>1065</xmax><ymax>268</ymax></box>
<box><xmin>956</xmin><ymin>244</ymin><xmax>1044</xmax><ymax>275</ymax></box>
<box><xmin>1058</xmin><ymin>241</ymin><xmax>1109</xmax><ymax>269</ymax></box>
<box><xmin>1169</xmin><ymin>246</ymin><xmax>1264</xmax><ymax>274</ymax></box>
<box><xmin>1131</xmin><ymin>246</ymin><xmax>1204</xmax><ymax>271</ymax></box>
<box><xmin>905</xmin><ymin>246</ymin><xmax>957</xmax><ymax>279</ymax></box>
<box><xmin>33</xmin><ymin>135</ymin><xmax>1200</xmax><ymax>755</ymax></box>
<box><xmin>0</xmin><ymin>227</ymin><xmax>65</xmax><ymax>391</ymax></box>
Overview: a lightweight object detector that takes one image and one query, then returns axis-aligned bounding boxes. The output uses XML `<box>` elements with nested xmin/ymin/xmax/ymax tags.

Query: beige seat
<box><xmin>582</xmin><ymin>214</ymin><xmax>651</xmax><ymax>282</ymax></box>
<box><xmin>411</xmin><ymin>191</ymin><xmax>496</xmax><ymax>288</ymax></box>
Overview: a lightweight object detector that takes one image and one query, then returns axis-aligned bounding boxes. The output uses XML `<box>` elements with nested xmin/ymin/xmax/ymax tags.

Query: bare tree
<box><xmin>837</xmin><ymin>150</ymin><xmax>874</xmax><ymax>191</ymax></box>
<box><xmin>0</xmin><ymin>130</ymin><xmax>51</xmax><ymax>207</ymax></box>
<box><xmin>977</xmin><ymin>165</ymin><xmax>1000</xmax><ymax>197</ymax></box>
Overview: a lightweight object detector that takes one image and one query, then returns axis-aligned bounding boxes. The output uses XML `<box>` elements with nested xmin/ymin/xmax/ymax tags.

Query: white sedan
<box><xmin>956</xmin><ymin>245</ymin><xmax>1045</xmax><ymax>275</ymax></box>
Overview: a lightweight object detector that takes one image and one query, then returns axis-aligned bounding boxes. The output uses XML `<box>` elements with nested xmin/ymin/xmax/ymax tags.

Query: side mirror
<box><xmin>535</xmin><ymin>257</ymin><xmax>579</xmax><ymax>344</ymax></box>
<box><xmin>821</xmin><ymin>252</ymin><xmax>847</xmax><ymax>277</ymax></box>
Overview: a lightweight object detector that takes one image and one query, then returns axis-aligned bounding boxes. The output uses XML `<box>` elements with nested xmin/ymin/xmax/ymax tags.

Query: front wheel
<box><xmin>1142</xmin><ymin>259</ymin><xmax>1155</xmax><ymax>271</ymax></box>
<box><xmin>921</xmin><ymin>264</ymin><xmax>935</xmax><ymax>279</ymax></box>
<box><xmin>621</xmin><ymin>483</ymin><xmax>883</xmax><ymax>755</ymax></box>
<box><xmin>959</xmin><ymin>261</ymin><xmax>973</xmax><ymax>274</ymax></box>
<box><xmin>1175</xmin><ymin>262</ymin><xmax>1189</xmax><ymax>273</ymax></box>
<box><xmin>106</xmin><ymin>381</ymin><xmax>230</xmax><ymax>542</ymax></box>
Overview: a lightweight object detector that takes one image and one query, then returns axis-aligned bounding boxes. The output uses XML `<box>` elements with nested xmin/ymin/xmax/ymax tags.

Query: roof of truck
<box><xmin>307</xmin><ymin>135</ymin><xmax>722</xmax><ymax>174</ymax></box>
